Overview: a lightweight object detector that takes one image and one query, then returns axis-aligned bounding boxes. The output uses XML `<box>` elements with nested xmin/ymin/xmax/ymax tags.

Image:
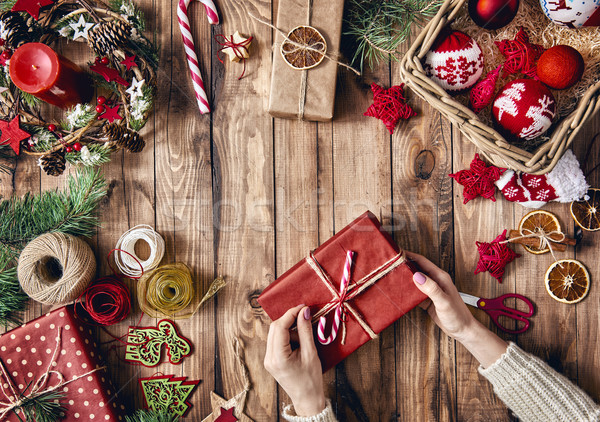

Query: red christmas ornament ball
<box><xmin>492</xmin><ymin>79</ymin><xmax>556</xmax><ymax>141</ymax></box>
<box><xmin>72</xmin><ymin>142</ymin><xmax>82</xmax><ymax>151</ymax></box>
<box><xmin>423</xmin><ymin>29</ymin><xmax>484</xmax><ymax>92</ymax></box>
<box><xmin>468</xmin><ymin>0</ymin><xmax>519</xmax><ymax>29</ymax></box>
<box><xmin>537</xmin><ymin>45</ymin><xmax>585</xmax><ymax>90</ymax></box>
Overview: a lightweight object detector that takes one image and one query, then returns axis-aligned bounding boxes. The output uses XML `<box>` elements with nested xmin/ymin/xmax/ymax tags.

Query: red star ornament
<box><xmin>449</xmin><ymin>154</ymin><xmax>505</xmax><ymax>204</ymax></box>
<box><xmin>215</xmin><ymin>407</ymin><xmax>238</xmax><ymax>422</ymax></box>
<box><xmin>90</xmin><ymin>62</ymin><xmax>128</xmax><ymax>86</ymax></box>
<box><xmin>120</xmin><ymin>55</ymin><xmax>138</xmax><ymax>71</ymax></box>
<box><xmin>475</xmin><ymin>230</ymin><xmax>520</xmax><ymax>283</ymax></box>
<box><xmin>495</xmin><ymin>28</ymin><xmax>545</xmax><ymax>79</ymax></box>
<box><xmin>0</xmin><ymin>115</ymin><xmax>31</xmax><ymax>155</ymax></box>
<box><xmin>11</xmin><ymin>0</ymin><xmax>54</xmax><ymax>20</ymax></box>
<box><xmin>100</xmin><ymin>104</ymin><xmax>122</xmax><ymax>123</ymax></box>
<box><xmin>364</xmin><ymin>83</ymin><xmax>416</xmax><ymax>135</ymax></box>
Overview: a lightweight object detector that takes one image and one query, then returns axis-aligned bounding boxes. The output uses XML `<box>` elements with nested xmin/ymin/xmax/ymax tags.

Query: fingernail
<box><xmin>413</xmin><ymin>272</ymin><xmax>427</xmax><ymax>285</ymax></box>
<box><xmin>303</xmin><ymin>307</ymin><xmax>311</xmax><ymax>320</ymax></box>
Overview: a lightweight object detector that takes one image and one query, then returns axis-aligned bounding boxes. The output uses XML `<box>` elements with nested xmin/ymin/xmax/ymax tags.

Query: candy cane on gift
<box><xmin>177</xmin><ymin>0</ymin><xmax>219</xmax><ymax>114</ymax></box>
<box><xmin>318</xmin><ymin>250</ymin><xmax>354</xmax><ymax>345</ymax></box>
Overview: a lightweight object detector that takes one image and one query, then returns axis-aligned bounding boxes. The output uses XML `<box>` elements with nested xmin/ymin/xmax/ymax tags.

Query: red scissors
<box><xmin>459</xmin><ymin>292</ymin><xmax>535</xmax><ymax>334</ymax></box>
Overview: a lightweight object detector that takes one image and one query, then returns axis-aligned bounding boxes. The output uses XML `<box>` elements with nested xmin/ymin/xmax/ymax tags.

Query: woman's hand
<box><xmin>264</xmin><ymin>304</ymin><xmax>326</xmax><ymax>416</ymax></box>
<box><xmin>407</xmin><ymin>251</ymin><xmax>508</xmax><ymax>368</ymax></box>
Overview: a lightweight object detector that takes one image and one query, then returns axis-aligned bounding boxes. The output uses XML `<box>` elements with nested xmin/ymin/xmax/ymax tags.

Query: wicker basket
<box><xmin>400</xmin><ymin>0</ymin><xmax>600</xmax><ymax>175</ymax></box>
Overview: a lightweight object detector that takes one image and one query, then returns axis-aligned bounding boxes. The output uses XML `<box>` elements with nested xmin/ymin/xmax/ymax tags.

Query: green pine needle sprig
<box><xmin>13</xmin><ymin>388</ymin><xmax>66</xmax><ymax>422</ymax></box>
<box><xmin>0</xmin><ymin>0</ymin><xmax>17</xmax><ymax>11</ymax></box>
<box><xmin>125</xmin><ymin>409</ymin><xmax>179</xmax><ymax>422</ymax></box>
<box><xmin>0</xmin><ymin>167</ymin><xmax>107</xmax><ymax>250</ymax></box>
<box><xmin>66</xmin><ymin>143</ymin><xmax>113</xmax><ymax>167</ymax></box>
<box><xmin>345</xmin><ymin>0</ymin><xmax>443</xmax><ymax>71</ymax></box>
<box><xmin>0</xmin><ymin>248</ymin><xmax>28</xmax><ymax>326</ymax></box>
<box><xmin>109</xmin><ymin>0</ymin><xmax>146</xmax><ymax>31</ymax></box>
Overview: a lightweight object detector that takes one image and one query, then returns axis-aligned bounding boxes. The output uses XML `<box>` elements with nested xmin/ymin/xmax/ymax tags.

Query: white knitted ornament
<box><xmin>492</xmin><ymin>79</ymin><xmax>556</xmax><ymax>141</ymax></box>
<box><xmin>424</xmin><ymin>29</ymin><xmax>484</xmax><ymax>92</ymax></box>
<box><xmin>540</xmin><ymin>0</ymin><xmax>600</xmax><ymax>27</ymax></box>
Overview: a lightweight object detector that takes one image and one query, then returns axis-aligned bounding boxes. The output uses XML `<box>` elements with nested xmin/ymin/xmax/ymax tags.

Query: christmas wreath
<box><xmin>0</xmin><ymin>0</ymin><xmax>158</xmax><ymax>176</ymax></box>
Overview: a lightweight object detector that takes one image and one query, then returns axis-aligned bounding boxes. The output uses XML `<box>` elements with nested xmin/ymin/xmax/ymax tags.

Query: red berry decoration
<box><xmin>101</xmin><ymin>57</ymin><xmax>109</xmax><ymax>65</ymax></box>
<box><xmin>65</xmin><ymin>146</ymin><xmax>73</xmax><ymax>153</ymax></box>
<box><xmin>72</xmin><ymin>142</ymin><xmax>82</xmax><ymax>151</ymax></box>
<box><xmin>0</xmin><ymin>39</ymin><xmax>5</xmax><ymax>46</ymax></box>
<box><xmin>96</xmin><ymin>105</ymin><xmax>105</xmax><ymax>113</ymax></box>
<box><xmin>97</xmin><ymin>96</ymin><xmax>106</xmax><ymax>105</ymax></box>
<box><xmin>492</xmin><ymin>79</ymin><xmax>556</xmax><ymax>142</ymax></box>
<box><xmin>1</xmin><ymin>50</ymin><xmax>11</xmax><ymax>59</ymax></box>
<box><xmin>47</xmin><ymin>124</ymin><xmax>56</xmax><ymax>132</ymax></box>
<box><xmin>469</xmin><ymin>0</ymin><xmax>519</xmax><ymax>30</ymax></box>
<box><xmin>537</xmin><ymin>45</ymin><xmax>585</xmax><ymax>90</ymax></box>
<box><xmin>423</xmin><ymin>29</ymin><xmax>484</xmax><ymax>92</ymax></box>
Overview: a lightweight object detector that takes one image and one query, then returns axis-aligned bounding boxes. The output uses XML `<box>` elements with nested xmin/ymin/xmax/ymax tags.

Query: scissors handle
<box><xmin>478</xmin><ymin>293</ymin><xmax>535</xmax><ymax>318</ymax></box>
<box><xmin>485</xmin><ymin>309</ymin><xmax>530</xmax><ymax>334</ymax></box>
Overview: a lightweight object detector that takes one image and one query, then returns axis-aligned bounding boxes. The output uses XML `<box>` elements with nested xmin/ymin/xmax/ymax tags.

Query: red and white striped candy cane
<box><xmin>318</xmin><ymin>250</ymin><xmax>354</xmax><ymax>345</ymax></box>
<box><xmin>177</xmin><ymin>0</ymin><xmax>219</xmax><ymax>114</ymax></box>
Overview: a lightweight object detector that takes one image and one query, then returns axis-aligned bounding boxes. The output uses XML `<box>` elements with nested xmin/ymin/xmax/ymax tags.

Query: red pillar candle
<box><xmin>9</xmin><ymin>43</ymin><xmax>93</xmax><ymax>109</ymax></box>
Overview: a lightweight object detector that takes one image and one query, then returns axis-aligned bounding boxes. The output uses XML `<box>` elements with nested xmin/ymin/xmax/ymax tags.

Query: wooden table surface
<box><xmin>3</xmin><ymin>0</ymin><xmax>600</xmax><ymax>420</ymax></box>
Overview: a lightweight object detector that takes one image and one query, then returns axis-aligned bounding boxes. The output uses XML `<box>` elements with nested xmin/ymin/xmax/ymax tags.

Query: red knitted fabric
<box><xmin>469</xmin><ymin>65</ymin><xmax>502</xmax><ymax>113</ymax></box>
<box><xmin>495</xmin><ymin>28</ymin><xmax>545</xmax><ymax>78</ymax></box>
<box><xmin>364</xmin><ymin>83</ymin><xmax>416</xmax><ymax>134</ymax></box>
<box><xmin>449</xmin><ymin>154</ymin><xmax>505</xmax><ymax>204</ymax></box>
<box><xmin>475</xmin><ymin>230</ymin><xmax>520</xmax><ymax>283</ymax></box>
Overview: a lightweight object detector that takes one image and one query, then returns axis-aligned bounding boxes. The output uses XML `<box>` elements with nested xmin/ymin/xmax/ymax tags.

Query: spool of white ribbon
<box><xmin>114</xmin><ymin>225</ymin><xmax>165</xmax><ymax>278</ymax></box>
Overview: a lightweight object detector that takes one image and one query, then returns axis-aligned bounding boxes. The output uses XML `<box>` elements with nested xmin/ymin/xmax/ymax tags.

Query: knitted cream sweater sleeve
<box><xmin>479</xmin><ymin>342</ymin><xmax>600</xmax><ymax>422</ymax></box>
<box><xmin>282</xmin><ymin>400</ymin><xmax>337</xmax><ymax>422</ymax></box>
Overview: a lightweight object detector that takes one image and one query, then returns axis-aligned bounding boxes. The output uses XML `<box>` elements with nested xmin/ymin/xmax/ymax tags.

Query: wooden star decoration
<box><xmin>220</xmin><ymin>31</ymin><xmax>252</xmax><ymax>62</ymax></box>
<box><xmin>449</xmin><ymin>154</ymin><xmax>505</xmax><ymax>204</ymax></box>
<box><xmin>120</xmin><ymin>55</ymin><xmax>138</xmax><ymax>71</ymax></box>
<box><xmin>495</xmin><ymin>28</ymin><xmax>544</xmax><ymax>78</ymax></box>
<box><xmin>215</xmin><ymin>407</ymin><xmax>238</xmax><ymax>422</ymax></box>
<box><xmin>11</xmin><ymin>0</ymin><xmax>54</xmax><ymax>20</ymax></box>
<box><xmin>69</xmin><ymin>14</ymin><xmax>94</xmax><ymax>40</ymax></box>
<box><xmin>201</xmin><ymin>392</ymin><xmax>253</xmax><ymax>422</ymax></box>
<box><xmin>99</xmin><ymin>104</ymin><xmax>122</xmax><ymax>123</ymax></box>
<box><xmin>475</xmin><ymin>230</ymin><xmax>520</xmax><ymax>283</ymax></box>
<box><xmin>0</xmin><ymin>115</ymin><xmax>31</xmax><ymax>155</ymax></box>
<box><xmin>364</xmin><ymin>83</ymin><xmax>416</xmax><ymax>135</ymax></box>
<box><xmin>90</xmin><ymin>62</ymin><xmax>128</xmax><ymax>86</ymax></box>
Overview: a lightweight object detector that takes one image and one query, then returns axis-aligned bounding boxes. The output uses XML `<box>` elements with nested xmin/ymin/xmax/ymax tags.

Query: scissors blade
<box><xmin>459</xmin><ymin>292</ymin><xmax>481</xmax><ymax>308</ymax></box>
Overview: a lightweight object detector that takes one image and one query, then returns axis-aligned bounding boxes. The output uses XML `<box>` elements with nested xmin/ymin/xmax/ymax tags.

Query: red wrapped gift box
<box><xmin>258</xmin><ymin>211</ymin><xmax>427</xmax><ymax>372</ymax></box>
<box><xmin>0</xmin><ymin>305</ymin><xmax>126</xmax><ymax>421</ymax></box>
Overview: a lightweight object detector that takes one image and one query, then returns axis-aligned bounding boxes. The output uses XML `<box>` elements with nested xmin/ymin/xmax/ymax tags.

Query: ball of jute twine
<box><xmin>17</xmin><ymin>232</ymin><xmax>96</xmax><ymax>305</ymax></box>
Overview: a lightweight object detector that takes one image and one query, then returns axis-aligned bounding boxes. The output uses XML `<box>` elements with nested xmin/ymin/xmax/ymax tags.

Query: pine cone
<box><xmin>103</xmin><ymin>123</ymin><xmax>145</xmax><ymax>153</ymax></box>
<box><xmin>0</xmin><ymin>12</ymin><xmax>29</xmax><ymax>48</ymax></box>
<box><xmin>88</xmin><ymin>20</ymin><xmax>132</xmax><ymax>57</ymax></box>
<box><xmin>40</xmin><ymin>149</ymin><xmax>66</xmax><ymax>176</ymax></box>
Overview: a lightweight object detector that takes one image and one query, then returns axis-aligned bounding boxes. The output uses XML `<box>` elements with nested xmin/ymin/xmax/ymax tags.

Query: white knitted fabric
<box><xmin>546</xmin><ymin>149</ymin><xmax>590</xmax><ymax>202</ymax></box>
<box><xmin>479</xmin><ymin>342</ymin><xmax>600</xmax><ymax>422</ymax></box>
<box><xmin>282</xmin><ymin>400</ymin><xmax>337</xmax><ymax>422</ymax></box>
<box><xmin>424</xmin><ymin>38</ymin><xmax>484</xmax><ymax>92</ymax></box>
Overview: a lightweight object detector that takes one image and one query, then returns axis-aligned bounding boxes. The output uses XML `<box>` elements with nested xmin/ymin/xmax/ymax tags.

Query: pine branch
<box><xmin>12</xmin><ymin>388</ymin><xmax>65</xmax><ymax>422</ymax></box>
<box><xmin>0</xmin><ymin>167</ymin><xmax>107</xmax><ymax>250</ymax></box>
<box><xmin>344</xmin><ymin>0</ymin><xmax>443</xmax><ymax>71</ymax></box>
<box><xmin>126</xmin><ymin>409</ymin><xmax>179</xmax><ymax>422</ymax></box>
<box><xmin>0</xmin><ymin>247</ymin><xmax>28</xmax><ymax>326</ymax></box>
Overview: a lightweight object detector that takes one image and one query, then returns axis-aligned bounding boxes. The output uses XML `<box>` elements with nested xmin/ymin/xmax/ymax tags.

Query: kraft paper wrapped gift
<box><xmin>258</xmin><ymin>211</ymin><xmax>427</xmax><ymax>372</ymax></box>
<box><xmin>267</xmin><ymin>0</ymin><xmax>344</xmax><ymax>121</ymax></box>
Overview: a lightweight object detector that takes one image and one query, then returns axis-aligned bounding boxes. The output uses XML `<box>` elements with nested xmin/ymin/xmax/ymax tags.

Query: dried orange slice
<box><xmin>570</xmin><ymin>188</ymin><xmax>600</xmax><ymax>232</ymax></box>
<box><xmin>517</xmin><ymin>210</ymin><xmax>563</xmax><ymax>254</ymax></box>
<box><xmin>545</xmin><ymin>259</ymin><xmax>590</xmax><ymax>304</ymax></box>
<box><xmin>281</xmin><ymin>26</ymin><xmax>327</xmax><ymax>70</ymax></box>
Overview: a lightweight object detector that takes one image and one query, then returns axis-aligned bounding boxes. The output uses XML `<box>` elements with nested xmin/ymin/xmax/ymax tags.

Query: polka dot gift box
<box><xmin>0</xmin><ymin>306</ymin><xmax>125</xmax><ymax>421</ymax></box>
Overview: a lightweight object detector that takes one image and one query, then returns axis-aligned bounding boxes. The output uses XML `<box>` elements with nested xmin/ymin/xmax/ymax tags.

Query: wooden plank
<box><xmin>452</xmin><ymin>131</ymin><xmax>514</xmax><ymax>421</ymax></box>
<box><xmin>572</xmin><ymin>119</ymin><xmax>600</xmax><ymax>402</ymax></box>
<box><xmin>390</xmin><ymin>93</ymin><xmax>455</xmax><ymax>420</ymax></box>
<box><xmin>212</xmin><ymin>0</ymin><xmax>275</xmax><ymax>419</ymax></box>
<box><xmin>329</xmin><ymin>71</ymin><xmax>395</xmax><ymax>421</ymax></box>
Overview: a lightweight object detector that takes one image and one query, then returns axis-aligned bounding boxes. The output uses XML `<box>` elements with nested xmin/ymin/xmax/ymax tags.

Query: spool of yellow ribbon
<box><xmin>137</xmin><ymin>263</ymin><xmax>226</xmax><ymax>319</ymax></box>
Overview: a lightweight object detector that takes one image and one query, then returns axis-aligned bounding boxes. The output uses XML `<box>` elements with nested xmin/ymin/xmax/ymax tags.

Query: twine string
<box><xmin>502</xmin><ymin>228</ymin><xmax>566</xmax><ymax>267</ymax></box>
<box><xmin>214</xmin><ymin>33</ymin><xmax>253</xmax><ymax>80</ymax></box>
<box><xmin>305</xmin><ymin>251</ymin><xmax>407</xmax><ymax>344</ymax></box>
<box><xmin>114</xmin><ymin>225</ymin><xmax>165</xmax><ymax>279</ymax></box>
<box><xmin>0</xmin><ymin>328</ymin><xmax>106</xmax><ymax>419</ymax></box>
<box><xmin>218</xmin><ymin>338</ymin><xmax>251</xmax><ymax>417</ymax></box>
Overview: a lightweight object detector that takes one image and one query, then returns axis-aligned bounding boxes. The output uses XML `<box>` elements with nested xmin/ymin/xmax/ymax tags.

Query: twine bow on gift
<box><xmin>503</xmin><ymin>228</ymin><xmax>566</xmax><ymax>267</ymax></box>
<box><xmin>0</xmin><ymin>327</ymin><xmax>105</xmax><ymax>419</ymax></box>
<box><xmin>306</xmin><ymin>250</ymin><xmax>407</xmax><ymax>346</ymax></box>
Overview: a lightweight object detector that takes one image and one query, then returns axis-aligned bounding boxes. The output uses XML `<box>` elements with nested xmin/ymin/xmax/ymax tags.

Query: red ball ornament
<box><xmin>423</xmin><ymin>29</ymin><xmax>484</xmax><ymax>92</ymax></box>
<box><xmin>72</xmin><ymin>142</ymin><xmax>82</xmax><ymax>151</ymax></box>
<box><xmin>97</xmin><ymin>96</ymin><xmax>106</xmax><ymax>105</ymax></box>
<box><xmin>537</xmin><ymin>45</ymin><xmax>585</xmax><ymax>90</ymax></box>
<box><xmin>469</xmin><ymin>0</ymin><xmax>519</xmax><ymax>29</ymax></box>
<box><xmin>47</xmin><ymin>123</ymin><xmax>56</xmax><ymax>132</ymax></box>
<box><xmin>492</xmin><ymin>79</ymin><xmax>556</xmax><ymax>141</ymax></box>
<box><xmin>96</xmin><ymin>105</ymin><xmax>105</xmax><ymax>113</ymax></box>
<box><xmin>65</xmin><ymin>146</ymin><xmax>73</xmax><ymax>153</ymax></box>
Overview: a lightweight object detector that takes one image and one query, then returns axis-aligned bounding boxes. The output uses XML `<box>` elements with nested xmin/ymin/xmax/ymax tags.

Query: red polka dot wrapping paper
<box><xmin>0</xmin><ymin>305</ymin><xmax>126</xmax><ymax>421</ymax></box>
